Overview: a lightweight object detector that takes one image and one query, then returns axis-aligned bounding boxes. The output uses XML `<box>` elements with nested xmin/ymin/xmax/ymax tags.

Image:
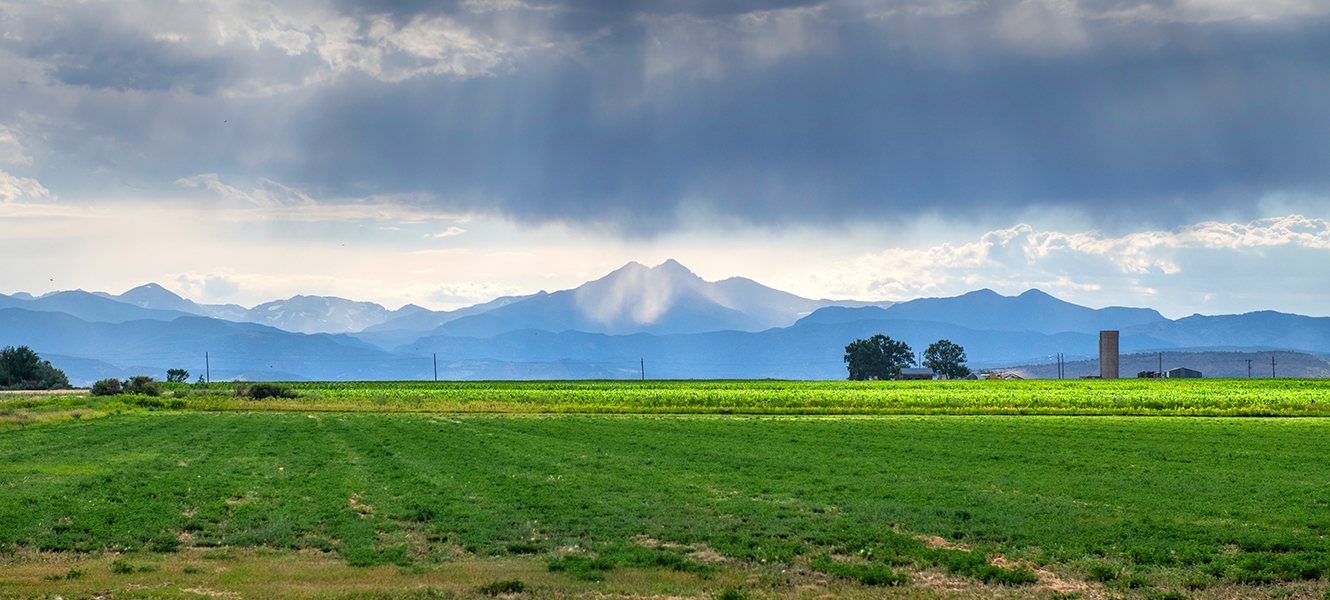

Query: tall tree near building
<box><xmin>924</xmin><ymin>339</ymin><xmax>971</xmax><ymax>379</ymax></box>
<box><xmin>844</xmin><ymin>334</ymin><xmax>915</xmax><ymax>381</ymax></box>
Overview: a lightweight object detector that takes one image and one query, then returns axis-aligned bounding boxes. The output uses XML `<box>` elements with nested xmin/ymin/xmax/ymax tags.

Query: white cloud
<box><xmin>1022</xmin><ymin>214</ymin><xmax>1330</xmax><ymax>274</ymax></box>
<box><xmin>0</xmin><ymin>126</ymin><xmax>32</xmax><ymax>165</ymax></box>
<box><xmin>426</xmin><ymin>281</ymin><xmax>526</xmax><ymax>304</ymax></box>
<box><xmin>426</xmin><ymin>226</ymin><xmax>467</xmax><ymax>238</ymax></box>
<box><xmin>176</xmin><ymin>174</ymin><xmax>270</xmax><ymax>206</ymax></box>
<box><xmin>0</xmin><ymin>169</ymin><xmax>50</xmax><ymax>203</ymax></box>
<box><xmin>184</xmin><ymin>1</ymin><xmax>562</xmax><ymax>95</ymax></box>
<box><xmin>173</xmin><ymin>273</ymin><xmax>243</xmax><ymax>301</ymax></box>
<box><xmin>783</xmin><ymin>214</ymin><xmax>1330</xmax><ymax>307</ymax></box>
<box><xmin>175</xmin><ymin>174</ymin><xmax>315</xmax><ymax>208</ymax></box>
<box><xmin>0</xmin><ymin>0</ymin><xmax>568</xmax><ymax>101</ymax></box>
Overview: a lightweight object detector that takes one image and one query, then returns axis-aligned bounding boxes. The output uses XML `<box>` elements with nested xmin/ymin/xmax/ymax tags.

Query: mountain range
<box><xmin>804</xmin><ymin>288</ymin><xmax>1169</xmax><ymax>334</ymax></box>
<box><xmin>410</xmin><ymin>260</ymin><xmax>895</xmax><ymax>339</ymax></box>
<box><xmin>4</xmin><ymin>259</ymin><xmax>1330</xmax><ymax>384</ymax></box>
<box><xmin>88</xmin><ymin>283</ymin><xmax>429</xmax><ymax>334</ymax></box>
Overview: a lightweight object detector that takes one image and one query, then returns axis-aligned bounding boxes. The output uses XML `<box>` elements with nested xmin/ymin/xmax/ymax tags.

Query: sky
<box><xmin>2</xmin><ymin>0</ymin><xmax>1329</xmax><ymax>319</ymax></box>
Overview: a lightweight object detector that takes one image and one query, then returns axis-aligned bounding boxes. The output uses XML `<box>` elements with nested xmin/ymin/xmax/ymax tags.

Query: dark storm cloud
<box><xmin>5</xmin><ymin>0</ymin><xmax>1330</xmax><ymax>232</ymax></box>
<box><xmin>7</xmin><ymin>2</ymin><xmax>226</xmax><ymax>94</ymax></box>
<box><xmin>285</xmin><ymin>6</ymin><xmax>1330</xmax><ymax>232</ymax></box>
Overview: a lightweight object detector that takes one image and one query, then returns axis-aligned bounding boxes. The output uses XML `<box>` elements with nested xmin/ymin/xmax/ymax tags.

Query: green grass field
<box><xmin>4</xmin><ymin>401</ymin><xmax>1330</xmax><ymax>598</ymax></box>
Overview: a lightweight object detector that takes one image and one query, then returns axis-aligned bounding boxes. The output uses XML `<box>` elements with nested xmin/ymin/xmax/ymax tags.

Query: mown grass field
<box><xmin>3</xmin><ymin>398</ymin><xmax>1330</xmax><ymax>599</ymax></box>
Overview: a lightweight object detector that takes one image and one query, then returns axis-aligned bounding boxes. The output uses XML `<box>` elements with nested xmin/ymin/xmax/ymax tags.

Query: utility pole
<box><xmin>205</xmin><ymin>351</ymin><xmax>210</xmax><ymax>383</ymax></box>
<box><xmin>1272</xmin><ymin>354</ymin><xmax>1277</xmax><ymax>378</ymax></box>
<box><xmin>640</xmin><ymin>358</ymin><xmax>645</xmax><ymax>381</ymax></box>
<box><xmin>433</xmin><ymin>353</ymin><xmax>437</xmax><ymax>382</ymax></box>
<box><xmin>1158</xmin><ymin>352</ymin><xmax>1162</xmax><ymax>376</ymax></box>
<box><xmin>1245</xmin><ymin>359</ymin><xmax>1252</xmax><ymax>378</ymax></box>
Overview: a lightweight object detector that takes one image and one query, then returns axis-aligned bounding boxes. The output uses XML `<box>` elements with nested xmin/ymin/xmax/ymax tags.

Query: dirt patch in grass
<box><xmin>688</xmin><ymin>549</ymin><xmax>726</xmax><ymax>564</ymax></box>
<box><xmin>631</xmin><ymin>534</ymin><xmax>727</xmax><ymax>565</ymax></box>
<box><xmin>829</xmin><ymin>553</ymin><xmax>871</xmax><ymax>565</ymax></box>
<box><xmin>914</xmin><ymin>535</ymin><xmax>970</xmax><ymax>551</ymax></box>
<box><xmin>633</xmin><ymin>535</ymin><xmax>688</xmax><ymax>549</ymax></box>
<box><xmin>181</xmin><ymin>587</ymin><xmax>244</xmax><ymax>598</ymax></box>
<box><xmin>912</xmin><ymin>567</ymin><xmax>979</xmax><ymax>594</ymax></box>
<box><xmin>986</xmin><ymin>555</ymin><xmax>1098</xmax><ymax>596</ymax></box>
<box><xmin>350</xmin><ymin>493</ymin><xmax>376</xmax><ymax>518</ymax></box>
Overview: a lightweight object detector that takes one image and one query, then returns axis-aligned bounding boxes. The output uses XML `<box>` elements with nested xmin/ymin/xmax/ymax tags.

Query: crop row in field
<box><xmin>4</xmin><ymin>412</ymin><xmax>1330</xmax><ymax>598</ymax></box>
<box><xmin>147</xmin><ymin>378</ymin><xmax>1330</xmax><ymax>416</ymax></box>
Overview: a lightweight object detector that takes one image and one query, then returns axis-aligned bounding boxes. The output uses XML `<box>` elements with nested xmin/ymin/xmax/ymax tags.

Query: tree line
<box><xmin>843</xmin><ymin>335</ymin><xmax>970</xmax><ymax>380</ymax></box>
<box><xmin>0</xmin><ymin>346</ymin><xmax>69</xmax><ymax>390</ymax></box>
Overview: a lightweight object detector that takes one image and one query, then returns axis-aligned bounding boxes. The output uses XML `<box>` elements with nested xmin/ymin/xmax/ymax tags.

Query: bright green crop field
<box><xmin>4</xmin><ymin>402</ymin><xmax>1330</xmax><ymax>599</ymax></box>
<box><xmin>14</xmin><ymin>377</ymin><xmax>1323</xmax><ymax>416</ymax></box>
<box><xmin>194</xmin><ymin>378</ymin><xmax>1330</xmax><ymax>416</ymax></box>
<box><xmin>9</xmin><ymin>378</ymin><xmax>1330</xmax><ymax>417</ymax></box>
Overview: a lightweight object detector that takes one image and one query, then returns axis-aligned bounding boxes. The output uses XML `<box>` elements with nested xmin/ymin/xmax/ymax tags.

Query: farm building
<box><xmin>895</xmin><ymin>367</ymin><xmax>935</xmax><ymax>381</ymax></box>
<box><xmin>1166</xmin><ymin>367</ymin><xmax>1202</xmax><ymax>378</ymax></box>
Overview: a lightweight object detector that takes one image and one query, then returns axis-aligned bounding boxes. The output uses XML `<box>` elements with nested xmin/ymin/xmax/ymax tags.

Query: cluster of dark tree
<box><xmin>91</xmin><ymin>376</ymin><xmax>162</xmax><ymax>397</ymax></box>
<box><xmin>244</xmin><ymin>382</ymin><xmax>300</xmax><ymax>399</ymax></box>
<box><xmin>843</xmin><ymin>335</ymin><xmax>971</xmax><ymax>380</ymax></box>
<box><xmin>0</xmin><ymin>346</ymin><xmax>69</xmax><ymax>390</ymax></box>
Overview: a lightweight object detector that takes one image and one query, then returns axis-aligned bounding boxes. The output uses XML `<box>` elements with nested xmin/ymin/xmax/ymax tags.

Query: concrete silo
<box><xmin>1099</xmin><ymin>330</ymin><xmax>1119</xmax><ymax>379</ymax></box>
